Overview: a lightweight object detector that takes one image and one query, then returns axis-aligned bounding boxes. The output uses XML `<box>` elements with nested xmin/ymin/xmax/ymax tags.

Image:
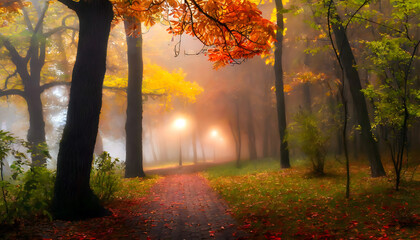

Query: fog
<box><xmin>1</xmin><ymin>0</ymin><xmax>419</xmax><ymax>171</ymax></box>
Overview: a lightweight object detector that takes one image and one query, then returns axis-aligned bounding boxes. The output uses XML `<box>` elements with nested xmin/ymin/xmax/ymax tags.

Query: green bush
<box><xmin>289</xmin><ymin>110</ymin><xmax>330</xmax><ymax>175</ymax></box>
<box><xmin>90</xmin><ymin>152</ymin><xmax>121</xmax><ymax>202</ymax></box>
<box><xmin>0</xmin><ymin>130</ymin><xmax>54</xmax><ymax>224</ymax></box>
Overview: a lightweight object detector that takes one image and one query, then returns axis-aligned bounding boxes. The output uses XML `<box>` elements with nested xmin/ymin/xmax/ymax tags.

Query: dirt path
<box><xmin>140</xmin><ymin>174</ymin><xmax>247</xmax><ymax>240</ymax></box>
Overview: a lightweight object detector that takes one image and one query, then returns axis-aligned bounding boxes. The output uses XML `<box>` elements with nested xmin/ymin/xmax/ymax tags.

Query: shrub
<box><xmin>0</xmin><ymin>130</ymin><xmax>54</xmax><ymax>224</ymax></box>
<box><xmin>90</xmin><ymin>152</ymin><xmax>121</xmax><ymax>202</ymax></box>
<box><xmin>289</xmin><ymin>110</ymin><xmax>330</xmax><ymax>175</ymax></box>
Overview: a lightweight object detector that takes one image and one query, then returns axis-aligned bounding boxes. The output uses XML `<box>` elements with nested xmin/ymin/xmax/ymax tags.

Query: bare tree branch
<box><xmin>26</xmin><ymin>1</ymin><xmax>49</xmax><ymax>61</ymax></box>
<box><xmin>0</xmin><ymin>34</ymin><xmax>25</xmax><ymax>67</ymax></box>
<box><xmin>21</xmin><ymin>5</ymin><xmax>34</xmax><ymax>31</ymax></box>
<box><xmin>40</xmin><ymin>81</ymin><xmax>70</xmax><ymax>93</ymax></box>
<box><xmin>4</xmin><ymin>69</ymin><xmax>18</xmax><ymax>89</ymax></box>
<box><xmin>0</xmin><ymin>89</ymin><xmax>25</xmax><ymax>98</ymax></box>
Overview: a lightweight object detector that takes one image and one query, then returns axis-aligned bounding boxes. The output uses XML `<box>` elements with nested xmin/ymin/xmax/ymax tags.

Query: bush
<box><xmin>0</xmin><ymin>131</ymin><xmax>54</xmax><ymax>224</ymax></box>
<box><xmin>90</xmin><ymin>152</ymin><xmax>121</xmax><ymax>202</ymax></box>
<box><xmin>289</xmin><ymin>110</ymin><xmax>329</xmax><ymax>175</ymax></box>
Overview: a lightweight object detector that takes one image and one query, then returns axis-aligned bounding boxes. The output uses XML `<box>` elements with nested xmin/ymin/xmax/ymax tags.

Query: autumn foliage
<box><xmin>113</xmin><ymin>0</ymin><xmax>276</xmax><ymax>68</ymax></box>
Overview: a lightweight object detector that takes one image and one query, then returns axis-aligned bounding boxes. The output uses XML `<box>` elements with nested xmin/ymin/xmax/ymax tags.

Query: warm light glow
<box><xmin>174</xmin><ymin>118</ymin><xmax>187</xmax><ymax>130</ymax></box>
<box><xmin>210</xmin><ymin>129</ymin><xmax>218</xmax><ymax>137</ymax></box>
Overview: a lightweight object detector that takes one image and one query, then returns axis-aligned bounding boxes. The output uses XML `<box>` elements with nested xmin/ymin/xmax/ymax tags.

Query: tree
<box><xmin>0</xmin><ymin>1</ymin><xmax>74</xmax><ymax>166</ymax></box>
<box><xmin>228</xmin><ymin>97</ymin><xmax>242</xmax><ymax>168</ymax></box>
<box><xmin>124</xmin><ymin>17</ymin><xmax>145</xmax><ymax>178</ymax></box>
<box><xmin>52</xmin><ymin>0</ymin><xmax>114</xmax><ymax>220</ymax></box>
<box><xmin>51</xmin><ymin>0</ymin><xmax>274</xmax><ymax>220</ymax></box>
<box><xmin>274</xmin><ymin>0</ymin><xmax>290</xmax><ymax>168</ymax></box>
<box><xmin>359</xmin><ymin>0</ymin><xmax>420</xmax><ymax>190</ymax></box>
<box><xmin>327</xmin><ymin>0</ymin><xmax>386</xmax><ymax>177</ymax></box>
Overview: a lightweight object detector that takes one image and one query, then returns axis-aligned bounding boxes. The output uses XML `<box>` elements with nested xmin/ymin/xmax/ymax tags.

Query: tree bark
<box><xmin>52</xmin><ymin>0</ymin><xmax>114</xmax><ymax>220</ymax></box>
<box><xmin>25</xmin><ymin>81</ymin><xmax>47</xmax><ymax>166</ymax></box>
<box><xmin>274</xmin><ymin>0</ymin><xmax>290</xmax><ymax>168</ymax></box>
<box><xmin>124</xmin><ymin>17</ymin><xmax>146</xmax><ymax>178</ymax></box>
<box><xmin>331</xmin><ymin>10</ymin><xmax>386</xmax><ymax>177</ymax></box>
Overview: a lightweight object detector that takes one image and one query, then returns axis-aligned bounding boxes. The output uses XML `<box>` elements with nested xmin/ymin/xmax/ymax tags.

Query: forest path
<box><xmin>11</xmin><ymin>171</ymin><xmax>247</xmax><ymax>239</ymax></box>
<box><xmin>140</xmin><ymin>174</ymin><xmax>247</xmax><ymax>240</ymax></box>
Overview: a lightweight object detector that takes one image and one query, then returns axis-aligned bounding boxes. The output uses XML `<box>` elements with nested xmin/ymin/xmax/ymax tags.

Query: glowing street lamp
<box><xmin>174</xmin><ymin>118</ymin><xmax>187</xmax><ymax>166</ymax></box>
<box><xmin>174</xmin><ymin>118</ymin><xmax>187</xmax><ymax>130</ymax></box>
<box><xmin>210</xmin><ymin>129</ymin><xmax>219</xmax><ymax>161</ymax></box>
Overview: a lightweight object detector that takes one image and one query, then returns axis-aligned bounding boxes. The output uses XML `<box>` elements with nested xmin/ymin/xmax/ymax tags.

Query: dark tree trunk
<box><xmin>52</xmin><ymin>0</ymin><xmax>114</xmax><ymax>220</ymax></box>
<box><xmin>124</xmin><ymin>17</ymin><xmax>145</xmax><ymax>178</ymax></box>
<box><xmin>302</xmin><ymin>82</ymin><xmax>311</xmax><ymax>112</ymax></box>
<box><xmin>274</xmin><ymin>0</ymin><xmax>290</xmax><ymax>168</ymax></box>
<box><xmin>244</xmin><ymin>96</ymin><xmax>257</xmax><ymax>160</ymax></box>
<box><xmin>331</xmin><ymin>11</ymin><xmax>386</xmax><ymax>177</ymax></box>
<box><xmin>303</xmin><ymin>41</ymin><xmax>312</xmax><ymax>113</ymax></box>
<box><xmin>25</xmin><ymin>82</ymin><xmax>47</xmax><ymax>166</ymax></box>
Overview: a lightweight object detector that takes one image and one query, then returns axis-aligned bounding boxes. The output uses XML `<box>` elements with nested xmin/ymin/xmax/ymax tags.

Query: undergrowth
<box><xmin>203</xmin><ymin>158</ymin><xmax>420</xmax><ymax>239</ymax></box>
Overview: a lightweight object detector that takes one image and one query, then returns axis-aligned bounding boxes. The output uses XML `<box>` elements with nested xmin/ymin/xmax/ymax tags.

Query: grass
<box><xmin>203</xmin><ymin>158</ymin><xmax>420</xmax><ymax>239</ymax></box>
<box><xmin>114</xmin><ymin>175</ymin><xmax>161</xmax><ymax>200</ymax></box>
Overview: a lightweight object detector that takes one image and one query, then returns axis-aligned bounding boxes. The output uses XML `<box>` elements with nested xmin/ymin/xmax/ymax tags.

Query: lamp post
<box><xmin>174</xmin><ymin>118</ymin><xmax>187</xmax><ymax>166</ymax></box>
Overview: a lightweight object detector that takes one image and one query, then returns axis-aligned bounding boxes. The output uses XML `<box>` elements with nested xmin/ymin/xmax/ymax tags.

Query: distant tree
<box><xmin>0</xmin><ymin>1</ymin><xmax>75</xmax><ymax>166</ymax></box>
<box><xmin>228</xmin><ymin>96</ymin><xmax>242</xmax><ymax>168</ymax></box>
<box><xmin>244</xmin><ymin>95</ymin><xmax>257</xmax><ymax>160</ymax></box>
<box><xmin>123</xmin><ymin>17</ymin><xmax>145</xmax><ymax>178</ymax></box>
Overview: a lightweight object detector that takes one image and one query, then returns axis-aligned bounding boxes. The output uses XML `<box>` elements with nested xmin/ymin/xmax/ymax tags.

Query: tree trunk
<box><xmin>262</xmin><ymin>77</ymin><xmax>272</xmax><ymax>158</ymax></box>
<box><xmin>303</xmin><ymin>41</ymin><xmax>312</xmax><ymax>113</ymax></box>
<box><xmin>229</xmin><ymin>99</ymin><xmax>242</xmax><ymax>168</ymax></box>
<box><xmin>149</xmin><ymin>127</ymin><xmax>158</xmax><ymax>163</ymax></box>
<box><xmin>234</xmin><ymin>100</ymin><xmax>242</xmax><ymax>167</ymax></box>
<box><xmin>274</xmin><ymin>0</ymin><xmax>290</xmax><ymax>168</ymax></box>
<box><xmin>124</xmin><ymin>17</ymin><xmax>145</xmax><ymax>178</ymax></box>
<box><xmin>302</xmin><ymin>82</ymin><xmax>311</xmax><ymax>112</ymax></box>
<box><xmin>52</xmin><ymin>0</ymin><xmax>114</xmax><ymax>220</ymax></box>
<box><xmin>199</xmin><ymin>131</ymin><xmax>206</xmax><ymax>162</ymax></box>
<box><xmin>331</xmin><ymin>10</ymin><xmax>386</xmax><ymax>177</ymax></box>
<box><xmin>25</xmin><ymin>83</ymin><xmax>47</xmax><ymax>166</ymax></box>
<box><xmin>244</xmin><ymin>96</ymin><xmax>257</xmax><ymax>160</ymax></box>
<box><xmin>192</xmin><ymin>130</ymin><xmax>198</xmax><ymax>164</ymax></box>
<box><xmin>8</xmin><ymin>28</ymin><xmax>48</xmax><ymax>166</ymax></box>
<box><xmin>262</xmin><ymin>111</ymin><xmax>270</xmax><ymax>158</ymax></box>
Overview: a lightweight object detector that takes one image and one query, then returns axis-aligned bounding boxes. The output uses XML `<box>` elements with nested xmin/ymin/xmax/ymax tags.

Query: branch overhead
<box><xmin>113</xmin><ymin>0</ymin><xmax>276</xmax><ymax>68</ymax></box>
